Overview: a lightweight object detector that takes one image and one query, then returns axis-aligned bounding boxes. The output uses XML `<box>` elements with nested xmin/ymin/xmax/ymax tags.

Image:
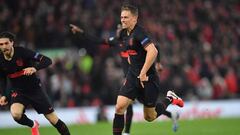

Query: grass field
<box><xmin>0</xmin><ymin>118</ymin><xmax>240</xmax><ymax>135</ymax></box>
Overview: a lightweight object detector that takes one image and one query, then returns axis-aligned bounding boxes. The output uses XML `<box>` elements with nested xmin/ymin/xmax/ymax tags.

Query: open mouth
<box><xmin>3</xmin><ymin>49</ymin><xmax>9</xmax><ymax>53</ymax></box>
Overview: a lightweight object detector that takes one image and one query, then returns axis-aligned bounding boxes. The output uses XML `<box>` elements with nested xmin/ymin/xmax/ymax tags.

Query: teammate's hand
<box><xmin>138</xmin><ymin>73</ymin><xmax>148</xmax><ymax>88</ymax></box>
<box><xmin>69</xmin><ymin>24</ymin><xmax>84</xmax><ymax>34</ymax></box>
<box><xmin>116</xmin><ymin>24</ymin><xmax>122</xmax><ymax>38</ymax></box>
<box><xmin>23</xmin><ymin>67</ymin><xmax>37</xmax><ymax>76</ymax></box>
<box><xmin>0</xmin><ymin>96</ymin><xmax>8</xmax><ymax>106</ymax></box>
<box><xmin>155</xmin><ymin>62</ymin><xmax>163</xmax><ymax>73</ymax></box>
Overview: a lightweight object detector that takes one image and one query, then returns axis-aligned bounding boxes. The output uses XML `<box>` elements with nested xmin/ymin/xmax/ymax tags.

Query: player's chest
<box><xmin>1</xmin><ymin>57</ymin><xmax>27</xmax><ymax>73</ymax></box>
<box><xmin>122</xmin><ymin>35</ymin><xmax>140</xmax><ymax>50</ymax></box>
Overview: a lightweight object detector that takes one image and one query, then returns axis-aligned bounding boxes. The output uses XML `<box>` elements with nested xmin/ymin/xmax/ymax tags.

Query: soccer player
<box><xmin>70</xmin><ymin>23</ymin><xmax>134</xmax><ymax>135</ymax></box>
<box><xmin>111</xmin><ymin>4</ymin><xmax>184</xmax><ymax>135</ymax></box>
<box><xmin>70</xmin><ymin>22</ymin><xmax>180</xmax><ymax>133</ymax></box>
<box><xmin>0</xmin><ymin>32</ymin><xmax>71</xmax><ymax>135</ymax></box>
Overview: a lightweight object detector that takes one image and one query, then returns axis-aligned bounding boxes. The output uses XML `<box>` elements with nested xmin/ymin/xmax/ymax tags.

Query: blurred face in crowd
<box><xmin>121</xmin><ymin>10</ymin><xmax>138</xmax><ymax>31</ymax></box>
<box><xmin>0</xmin><ymin>38</ymin><xmax>14</xmax><ymax>56</ymax></box>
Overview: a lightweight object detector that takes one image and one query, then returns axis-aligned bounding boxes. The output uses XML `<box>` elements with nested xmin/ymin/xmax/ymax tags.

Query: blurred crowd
<box><xmin>0</xmin><ymin>0</ymin><xmax>240</xmax><ymax>107</ymax></box>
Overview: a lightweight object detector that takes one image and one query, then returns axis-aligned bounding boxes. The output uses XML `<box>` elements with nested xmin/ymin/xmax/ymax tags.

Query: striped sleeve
<box><xmin>21</xmin><ymin>47</ymin><xmax>52</xmax><ymax>70</ymax></box>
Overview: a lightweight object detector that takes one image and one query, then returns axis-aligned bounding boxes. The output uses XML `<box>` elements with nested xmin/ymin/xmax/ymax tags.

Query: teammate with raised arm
<box><xmin>70</xmin><ymin>23</ymin><xmax>134</xmax><ymax>135</ymax></box>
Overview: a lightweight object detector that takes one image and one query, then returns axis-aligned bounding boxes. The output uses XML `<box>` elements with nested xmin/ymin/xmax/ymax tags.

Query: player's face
<box><xmin>0</xmin><ymin>38</ymin><xmax>14</xmax><ymax>55</ymax></box>
<box><xmin>121</xmin><ymin>10</ymin><xmax>137</xmax><ymax>29</ymax></box>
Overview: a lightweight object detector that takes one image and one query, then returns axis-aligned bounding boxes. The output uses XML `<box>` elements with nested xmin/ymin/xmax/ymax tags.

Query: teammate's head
<box><xmin>0</xmin><ymin>32</ymin><xmax>15</xmax><ymax>56</ymax></box>
<box><xmin>0</xmin><ymin>32</ymin><xmax>15</xmax><ymax>42</ymax></box>
<box><xmin>121</xmin><ymin>4</ymin><xmax>138</xmax><ymax>30</ymax></box>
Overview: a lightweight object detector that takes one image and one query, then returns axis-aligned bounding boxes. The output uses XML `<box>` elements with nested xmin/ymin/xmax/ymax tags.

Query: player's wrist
<box><xmin>32</xmin><ymin>67</ymin><xmax>37</xmax><ymax>71</ymax></box>
<box><xmin>32</xmin><ymin>66</ymin><xmax>38</xmax><ymax>71</ymax></box>
<box><xmin>140</xmin><ymin>70</ymin><xmax>147</xmax><ymax>76</ymax></box>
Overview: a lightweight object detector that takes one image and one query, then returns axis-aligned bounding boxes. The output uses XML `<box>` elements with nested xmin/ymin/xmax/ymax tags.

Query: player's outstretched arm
<box><xmin>69</xmin><ymin>24</ymin><xmax>108</xmax><ymax>46</ymax></box>
<box><xmin>69</xmin><ymin>24</ymin><xmax>84</xmax><ymax>34</ymax></box>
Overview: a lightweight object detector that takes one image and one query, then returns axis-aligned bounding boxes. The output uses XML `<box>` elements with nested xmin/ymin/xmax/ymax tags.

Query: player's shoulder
<box><xmin>15</xmin><ymin>46</ymin><xmax>34</xmax><ymax>54</ymax></box>
<box><xmin>14</xmin><ymin>46</ymin><xmax>25</xmax><ymax>49</ymax></box>
<box><xmin>14</xmin><ymin>46</ymin><xmax>26</xmax><ymax>52</ymax></box>
<box><xmin>133</xmin><ymin>24</ymin><xmax>150</xmax><ymax>40</ymax></box>
<box><xmin>134</xmin><ymin>24</ymin><xmax>147</xmax><ymax>34</ymax></box>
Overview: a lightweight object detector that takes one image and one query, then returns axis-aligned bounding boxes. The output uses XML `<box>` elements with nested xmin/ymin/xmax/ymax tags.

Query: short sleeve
<box><xmin>135</xmin><ymin>28</ymin><xmax>152</xmax><ymax>48</ymax></box>
<box><xmin>19</xmin><ymin>47</ymin><xmax>42</xmax><ymax>62</ymax></box>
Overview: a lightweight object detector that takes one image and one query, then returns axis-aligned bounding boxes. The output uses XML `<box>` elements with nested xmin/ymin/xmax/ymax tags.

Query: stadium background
<box><xmin>0</xmin><ymin>0</ymin><xmax>240</xmax><ymax>135</ymax></box>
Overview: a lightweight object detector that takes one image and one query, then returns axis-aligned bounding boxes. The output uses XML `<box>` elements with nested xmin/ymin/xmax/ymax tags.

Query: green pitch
<box><xmin>0</xmin><ymin>118</ymin><xmax>239</xmax><ymax>135</ymax></box>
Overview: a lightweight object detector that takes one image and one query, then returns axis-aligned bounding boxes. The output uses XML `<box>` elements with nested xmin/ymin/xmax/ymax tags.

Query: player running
<box><xmin>0</xmin><ymin>32</ymin><xmax>71</xmax><ymax>135</ymax></box>
<box><xmin>111</xmin><ymin>4</ymin><xmax>183</xmax><ymax>135</ymax></box>
<box><xmin>70</xmin><ymin>22</ymin><xmax>180</xmax><ymax>133</ymax></box>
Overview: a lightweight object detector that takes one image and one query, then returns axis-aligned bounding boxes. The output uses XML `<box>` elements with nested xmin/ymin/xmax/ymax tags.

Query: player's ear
<box><xmin>10</xmin><ymin>40</ymin><xmax>14</xmax><ymax>46</ymax></box>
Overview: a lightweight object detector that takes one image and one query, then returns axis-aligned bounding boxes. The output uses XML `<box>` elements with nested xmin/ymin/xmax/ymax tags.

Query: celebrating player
<box><xmin>0</xmin><ymin>32</ymin><xmax>71</xmax><ymax>135</ymax></box>
<box><xmin>70</xmin><ymin>20</ymin><xmax>180</xmax><ymax>134</ymax></box>
<box><xmin>111</xmin><ymin>4</ymin><xmax>184</xmax><ymax>135</ymax></box>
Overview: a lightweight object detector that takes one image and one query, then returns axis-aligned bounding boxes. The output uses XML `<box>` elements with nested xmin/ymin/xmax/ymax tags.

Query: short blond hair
<box><xmin>121</xmin><ymin>4</ymin><xmax>138</xmax><ymax>16</ymax></box>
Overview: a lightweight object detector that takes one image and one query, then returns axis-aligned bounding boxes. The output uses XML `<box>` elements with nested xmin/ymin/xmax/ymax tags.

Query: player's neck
<box><xmin>127</xmin><ymin>23</ymin><xmax>136</xmax><ymax>35</ymax></box>
<box><xmin>4</xmin><ymin>47</ymin><xmax>14</xmax><ymax>61</ymax></box>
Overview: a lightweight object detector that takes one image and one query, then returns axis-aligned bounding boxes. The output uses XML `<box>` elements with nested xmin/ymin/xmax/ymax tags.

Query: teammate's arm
<box><xmin>70</xmin><ymin>24</ymin><xmax>107</xmax><ymax>45</ymax></box>
<box><xmin>69</xmin><ymin>24</ymin><xmax>121</xmax><ymax>47</ymax></box>
<box><xmin>69</xmin><ymin>24</ymin><xmax>84</xmax><ymax>34</ymax></box>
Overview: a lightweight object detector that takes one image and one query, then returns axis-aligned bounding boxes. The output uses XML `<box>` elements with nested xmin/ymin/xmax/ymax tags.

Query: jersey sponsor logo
<box><xmin>16</xmin><ymin>58</ymin><xmax>24</xmax><ymax>66</ymax></box>
<box><xmin>127</xmin><ymin>50</ymin><xmax>137</xmax><ymax>56</ymax></box>
<box><xmin>119</xmin><ymin>51</ymin><xmax>129</xmax><ymax>58</ymax></box>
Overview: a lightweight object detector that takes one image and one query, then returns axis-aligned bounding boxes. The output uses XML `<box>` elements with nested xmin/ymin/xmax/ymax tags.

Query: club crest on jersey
<box><xmin>16</xmin><ymin>58</ymin><xmax>24</xmax><ymax>66</ymax></box>
<box><xmin>129</xmin><ymin>38</ymin><xmax>133</xmax><ymax>46</ymax></box>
